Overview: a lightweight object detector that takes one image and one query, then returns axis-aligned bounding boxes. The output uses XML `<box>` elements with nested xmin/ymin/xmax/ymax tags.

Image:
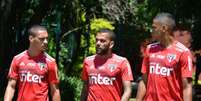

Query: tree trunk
<box><xmin>0</xmin><ymin>0</ymin><xmax>14</xmax><ymax>69</ymax></box>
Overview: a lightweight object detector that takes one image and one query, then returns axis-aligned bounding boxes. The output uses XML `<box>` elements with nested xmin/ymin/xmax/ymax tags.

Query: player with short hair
<box><xmin>4</xmin><ymin>25</ymin><xmax>60</xmax><ymax>101</ymax></box>
<box><xmin>80</xmin><ymin>29</ymin><xmax>133</xmax><ymax>101</ymax></box>
<box><xmin>136</xmin><ymin>13</ymin><xmax>193</xmax><ymax>101</ymax></box>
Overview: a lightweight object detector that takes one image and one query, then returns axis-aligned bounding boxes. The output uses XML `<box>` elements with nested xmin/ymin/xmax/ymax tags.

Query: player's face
<box><xmin>95</xmin><ymin>32</ymin><xmax>113</xmax><ymax>55</ymax></box>
<box><xmin>151</xmin><ymin>20</ymin><xmax>163</xmax><ymax>41</ymax></box>
<box><xmin>30</xmin><ymin>30</ymin><xmax>48</xmax><ymax>52</ymax></box>
<box><xmin>173</xmin><ymin>30</ymin><xmax>181</xmax><ymax>39</ymax></box>
<box><xmin>173</xmin><ymin>30</ymin><xmax>192</xmax><ymax>48</ymax></box>
<box><xmin>182</xmin><ymin>30</ymin><xmax>192</xmax><ymax>44</ymax></box>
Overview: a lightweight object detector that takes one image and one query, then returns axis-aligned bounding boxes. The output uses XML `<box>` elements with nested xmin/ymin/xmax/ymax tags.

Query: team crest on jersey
<box><xmin>167</xmin><ymin>54</ymin><xmax>176</xmax><ymax>62</ymax></box>
<box><xmin>38</xmin><ymin>62</ymin><xmax>46</xmax><ymax>70</ymax></box>
<box><xmin>108</xmin><ymin>64</ymin><xmax>117</xmax><ymax>72</ymax></box>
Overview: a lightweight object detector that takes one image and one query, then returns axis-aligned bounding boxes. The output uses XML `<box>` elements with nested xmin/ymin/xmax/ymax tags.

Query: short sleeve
<box><xmin>48</xmin><ymin>60</ymin><xmax>59</xmax><ymax>84</ymax></box>
<box><xmin>141</xmin><ymin>47</ymin><xmax>149</xmax><ymax>74</ymax></box>
<box><xmin>121</xmin><ymin>59</ymin><xmax>133</xmax><ymax>81</ymax></box>
<box><xmin>141</xmin><ymin>56</ymin><xmax>149</xmax><ymax>74</ymax></box>
<box><xmin>8</xmin><ymin>57</ymin><xmax>19</xmax><ymax>79</ymax></box>
<box><xmin>180</xmin><ymin>51</ymin><xmax>193</xmax><ymax>78</ymax></box>
<box><xmin>81</xmin><ymin>59</ymin><xmax>88</xmax><ymax>81</ymax></box>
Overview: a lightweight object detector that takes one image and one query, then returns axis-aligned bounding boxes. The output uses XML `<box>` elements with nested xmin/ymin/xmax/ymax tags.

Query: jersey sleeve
<box><xmin>141</xmin><ymin>46</ymin><xmax>149</xmax><ymax>74</ymax></box>
<box><xmin>81</xmin><ymin>58</ymin><xmax>88</xmax><ymax>81</ymax></box>
<box><xmin>8</xmin><ymin>57</ymin><xmax>19</xmax><ymax>79</ymax></box>
<box><xmin>121</xmin><ymin>59</ymin><xmax>133</xmax><ymax>81</ymax></box>
<box><xmin>180</xmin><ymin>51</ymin><xmax>193</xmax><ymax>78</ymax></box>
<box><xmin>48</xmin><ymin>60</ymin><xmax>59</xmax><ymax>84</ymax></box>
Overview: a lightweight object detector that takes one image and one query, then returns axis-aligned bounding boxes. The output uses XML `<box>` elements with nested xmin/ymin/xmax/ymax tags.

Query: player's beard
<box><xmin>96</xmin><ymin>46</ymin><xmax>109</xmax><ymax>55</ymax></box>
<box><xmin>152</xmin><ymin>29</ymin><xmax>172</xmax><ymax>44</ymax></box>
<box><xmin>151</xmin><ymin>29</ymin><xmax>161</xmax><ymax>42</ymax></box>
<box><xmin>41</xmin><ymin>44</ymin><xmax>48</xmax><ymax>52</ymax></box>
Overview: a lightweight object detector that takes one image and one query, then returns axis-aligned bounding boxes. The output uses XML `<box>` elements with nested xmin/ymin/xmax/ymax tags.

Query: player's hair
<box><xmin>28</xmin><ymin>25</ymin><xmax>47</xmax><ymax>37</ymax></box>
<box><xmin>173</xmin><ymin>24</ymin><xmax>191</xmax><ymax>32</ymax></box>
<box><xmin>154</xmin><ymin>12</ymin><xmax>176</xmax><ymax>30</ymax></box>
<box><xmin>97</xmin><ymin>29</ymin><xmax>116</xmax><ymax>41</ymax></box>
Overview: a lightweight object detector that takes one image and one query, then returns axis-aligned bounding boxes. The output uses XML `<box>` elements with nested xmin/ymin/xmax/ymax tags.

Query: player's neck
<box><xmin>97</xmin><ymin>52</ymin><xmax>113</xmax><ymax>59</ymax></box>
<box><xmin>27</xmin><ymin>47</ymin><xmax>42</xmax><ymax>57</ymax></box>
<box><xmin>160</xmin><ymin>35</ymin><xmax>174</xmax><ymax>48</ymax></box>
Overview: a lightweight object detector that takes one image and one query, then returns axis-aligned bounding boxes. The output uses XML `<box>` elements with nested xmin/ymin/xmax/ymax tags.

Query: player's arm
<box><xmin>50</xmin><ymin>83</ymin><xmax>61</xmax><ymax>101</ymax></box>
<box><xmin>136</xmin><ymin>74</ymin><xmax>147</xmax><ymax>101</ymax></box>
<box><xmin>121</xmin><ymin>80</ymin><xmax>132</xmax><ymax>101</ymax></box>
<box><xmin>180</xmin><ymin>51</ymin><xmax>193</xmax><ymax>101</ymax></box>
<box><xmin>80</xmin><ymin>58</ymin><xmax>89</xmax><ymax>101</ymax></box>
<box><xmin>121</xmin><ymin>58</ymin><xmax>133</xmax><ymax>101</ymax></box>
<box><xmin>48</xmin><ymin>60</ymin><xmax>61</xmax><ymax>101</ymax></box>
<box><xmin>136</xmin><ymin>47</ymin><xmax>149</xmax><ymax>101</ymax></box>
<box><xmin>4</xmin><ymin>78</ymin><xmax>17</xmax><ymax>101</ymax></box>
<box><xmin>4</xmin><ymin>56</ymin><xmax>18</xmax><ymax>101</ymax></box>
<box><xmin>80</xmin><ymin>80</ymin><xmax>88</xmax><ymax>101</ymax></box>
<box><xmin>182</xmin><ymin>77</ymin><xmax>192</xmax><ymax>101</ymax></box>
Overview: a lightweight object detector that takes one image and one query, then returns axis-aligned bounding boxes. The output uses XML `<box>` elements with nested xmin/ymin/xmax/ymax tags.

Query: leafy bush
<box><xmin>59</xmin><ymin>75</ymin><xmax>82</xmax><ymax>101</ymax></box>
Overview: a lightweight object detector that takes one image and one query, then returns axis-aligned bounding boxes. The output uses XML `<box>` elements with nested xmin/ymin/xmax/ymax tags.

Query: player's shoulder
<box><xmin>146</xmin><ymin>42</ymin><xmax>161</xmax><ymax>53</ymax></box>
<box><xmin>44</xmin><ymin>52</ymin><xmax>56</xmax><ymax>62</ymax></box>
<box><xmin>84</xmin><ymin>55</ymin><xmax>96</xmax><ymax>61</ymax></box>
<box><xmin>14</xmin><ymin>50</ymin><xmax>27</xmax><ymax>60</ymax></box>
<box><xmin>174</xmin><ymin>41</ymin><xmax>190</xmax><ymax>53</ymax></box>
<box><xmin>112</xmin><ymin>54</ymin><xmax>127</xmax><ymax>62</ymax></box>
<box><xmin>147</xmin><ymin>42</ymin><xmax>160</xmax><ymax>49</ymax></box>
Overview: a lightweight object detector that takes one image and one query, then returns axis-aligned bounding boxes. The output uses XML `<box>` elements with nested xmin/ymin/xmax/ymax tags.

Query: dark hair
<box><xmin>97</xmin><ymin>29</ymin><xmax>116</xmax><ymax>41</ymax></box>
<box><xmin>154</xmin><ymin>12</ymin><xmax>176</xmax><ymax>30</ymax></box>
<box><xmin>28</xmin><ymin>25</ymin><xmax>47</xmax><ymax>36</ymax></box>
<box><xmin>173</xmin><ymin>24</ymin><xmax>191</xmax><ymax>32</ymax></box>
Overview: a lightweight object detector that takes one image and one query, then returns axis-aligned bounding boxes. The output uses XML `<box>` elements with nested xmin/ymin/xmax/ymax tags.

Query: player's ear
<box><xmin>110</xmin><ymin>41</ymin><xmax>114</xmax><ymax>48</ymax></box>
<box><xmin>161</xmin><ymin>25</ymin><xmax>169</xmax><ymax>33</ymax></box>
<box><xmin>161</xmin><ymin>25</ymin><xmax>166</xmax><ymax>33</ymax></box>
<box><xmin>29</xmin><ymin>35</ymin><xmax>34</xmax><ymax>42</ymax></box>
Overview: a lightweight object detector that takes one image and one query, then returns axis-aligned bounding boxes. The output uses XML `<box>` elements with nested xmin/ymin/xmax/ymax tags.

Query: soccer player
<box><xmin>80</xmin><ymin>29</ymin><xmax>133</xmax><ymax>101</ymax></box>
<box><xmin>136</xmin><ymin>13</ymin><xmax>193</xmax><ymax>101</ymax></box>
<box><xmin>173</xmin><ymin>25</ymin><xmax>192</xmax><ymax>48</ymax></box>
<box><xmin>4</xmin><ymin>25</ymin><xmax>61</xmax><ymax>101</ymax></box>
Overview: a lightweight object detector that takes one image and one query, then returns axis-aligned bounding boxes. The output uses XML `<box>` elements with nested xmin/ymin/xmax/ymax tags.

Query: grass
<box><xmin>130</xmin><ymin>98</ymin><xmax>136</xmax><ymax>101</ymax></box>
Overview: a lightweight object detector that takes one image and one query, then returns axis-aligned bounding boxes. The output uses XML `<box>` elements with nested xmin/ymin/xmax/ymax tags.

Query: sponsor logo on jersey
<box><xmin>20</xmin><ymin>71</ymin><xmax>44</xmax><ymax>83</ymax></box>
<box><xmin>150</xmin><ymin>54</ymin><xmax>165</xmax><ymax>59</ymax></box>
<box><xmin>156</xmin><ymin>54</ymin><xmax>165</xmax><ymax>59</ymax></box>
<box><xmin>108</xmin><ymin>64</ymin><xmax>117</xmax><ymax>72</ymax></box>
<box><xmin>27</xmin><ymin>63</ymin><xmax>36</xmax><ymax>67</ymax></box>
<box><xmin>167</xmin><ymin>54</ymin><xmax>176</xmax><ymax>62</ymax></box>
<box><xmin>89</xmin><ymin>74</ymin><xmax>116</xmax><ymax>85</ymax></box>
<box><xmin>19</xmin><ymin>62</ymin><xmax>25</xmax><ymax>66</ymax></box>
<box><xmin>149</xmin><ymin>63</ymin><xmax>173</xmax><ymax>76</ymax></box>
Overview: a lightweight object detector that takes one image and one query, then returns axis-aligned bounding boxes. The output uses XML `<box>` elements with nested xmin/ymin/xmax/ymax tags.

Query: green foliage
<box><xmin>73</xmin><ymin>55</ymin><xmax>85</xmax><ymax>74</ymax></box>
<box><xmin>132</xmin><ymin>0</ymin><xmax>153</xmax><ymax>31</ymax></box>
<box><xmin>47</xmin><ymin>37</ymin><xmax>56</xmax><ymax>57</ymax></box>
<box><xmin>59</xmin><ymin>76</ymin><xmax>82</xmax><ymax>101</ymax></box>
<box><xmin>90</xmin><ymin>18</ymin><xmax>115</xmax><ymax>34</ymax></box>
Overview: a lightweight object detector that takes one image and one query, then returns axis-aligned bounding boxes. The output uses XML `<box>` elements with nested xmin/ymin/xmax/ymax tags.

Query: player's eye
<box><xmin>38</xmin><ymin>37</ymin><xmax>48</xmax><ymax>42</ymax></box>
